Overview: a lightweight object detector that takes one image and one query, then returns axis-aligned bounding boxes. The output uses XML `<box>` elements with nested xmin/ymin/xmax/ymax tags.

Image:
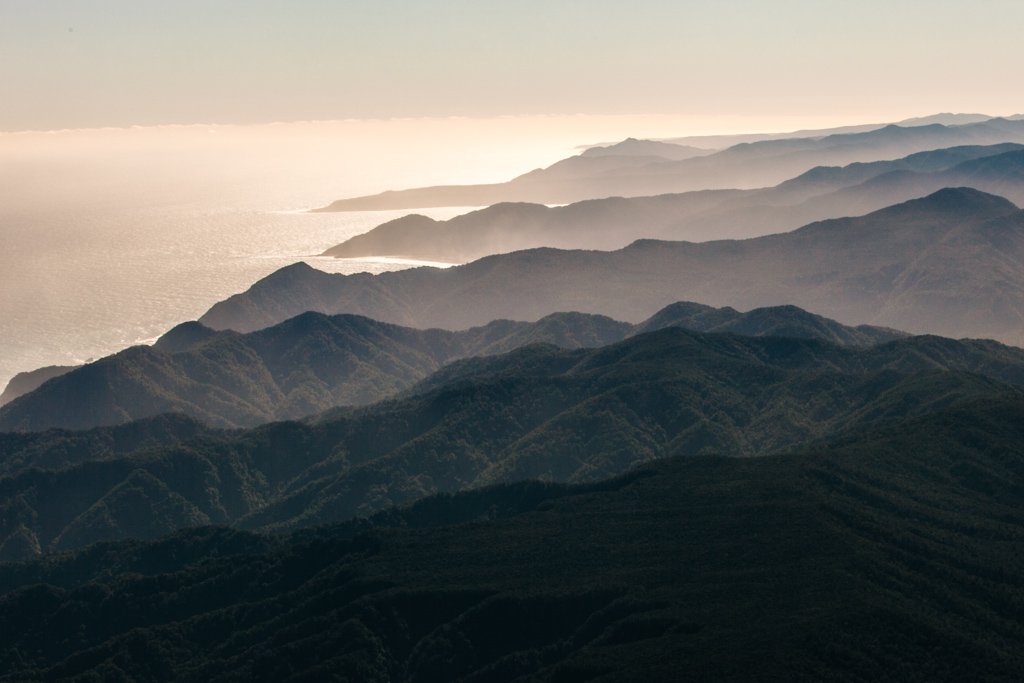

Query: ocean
<box><xmin>0</xmin><ymin>199</ymin><xmax>466</xmax><ymax>392</ymax></box>
<box><xmin>0</xmin><ymin>118</ymin><xmax>560</xmax><ymax>392</ymax></box>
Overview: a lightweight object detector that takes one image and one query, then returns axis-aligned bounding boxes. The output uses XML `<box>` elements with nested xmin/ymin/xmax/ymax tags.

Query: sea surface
<box><xmin>0</xmin><ymin>119</ymin><xmax>557</xmax><ymax>392</ymax></box>
<box><xmin>0</xmin><ymin>200</ymin><xmax>466</xmax><ymax>392</ymax></box>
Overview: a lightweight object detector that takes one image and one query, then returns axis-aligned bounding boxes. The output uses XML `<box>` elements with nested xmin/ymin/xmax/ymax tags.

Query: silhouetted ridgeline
<box><xmin>0</xmin><ymin>302</ymin><xmax>903</xmax><ymax>431</ymax></box>
<box><xmin>322</xmin><ymin>144</ymin><xmax>1024</xmax><ymax>261</ymax></box>
<box><xmin>208</xmin><ymin>189</ymin><xmax>1024</xmax><ymax>344</ymax></box>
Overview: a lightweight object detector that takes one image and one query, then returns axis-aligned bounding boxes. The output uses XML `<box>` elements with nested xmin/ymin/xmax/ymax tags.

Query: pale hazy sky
<box><xmin>2</xmin><ymin>0</ymin><xmax>1023</xmax><ymax>131</ymax></box>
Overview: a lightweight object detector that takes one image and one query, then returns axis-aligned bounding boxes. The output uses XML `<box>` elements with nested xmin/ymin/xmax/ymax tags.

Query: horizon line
<box><xmin>4</xmin><ymin>111</ymin><xmax>1019</xmax><ymax>138</ymax></box>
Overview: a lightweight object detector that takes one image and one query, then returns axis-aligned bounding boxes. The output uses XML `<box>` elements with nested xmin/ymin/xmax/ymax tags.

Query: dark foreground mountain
<box><xmin>2</xmin><ymin>326</ymin><xmax>1023</xmax><ymax>558</ymax></box>
<box><xmin>0</xmin><ymin>303</ymin><xmax>902</xmax><ymax>432</ymax></box>
<box><xmin>315</xmin><ymin>118</ymin><xmax>1024</xmax><ymax>210</ymax></box>
<box><xmin>323</xmin><ymin>144</ymin><xmax>1024</xmax><ymax>261</ymax></box>
<box><xmin>207</xmin><ymin>189</ymin><xmax>1024</xmax><ymax>344</ymax></box>
<box><xmin>1</xmin><ymin>397</ymin><xmax>1023</xmax><ymax>681</ymax></box>
<box><xmin>0</xmin><ymin>311</ymin><xmax>626</xmax><ymax>432</ymax></box>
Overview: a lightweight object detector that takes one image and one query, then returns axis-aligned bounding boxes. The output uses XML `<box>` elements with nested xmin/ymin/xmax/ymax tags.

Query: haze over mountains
<box><xmin>6</xmin><ymin>111</ymin><xmax>1024</xmax><ymax>681</ymax></box>
<box><xmin>208</xmin><ymin>189</ymin><xmax>1024</xmax><ymax>344</ymax></box>
<box><xmin>324</xmin><ymin>144</ymin><xmax>1024</xmax><ymax>261</ymax></box>
<box><xmin>0</xmin><ymin>366</ymin><xmax>77</xmax><ymax>408</ymax></box>
<box><xmin>578</xmin><ymin>137</ymin><xmax>713</xmax><ymax>160</ymax></box>
<box><xmin>647</xmin><ymin>111</ymin><xmax>1000</xmax><ymax>147</ymax></box>
<box><xmin>0</xmin><ymin>303</ymin><xmax>903</xmax><ymax>432</ymax></box>
<box><xmin>316</xmin><ymin>118</ymin><xmax>1024</xmax><ymax>211</ymax></box>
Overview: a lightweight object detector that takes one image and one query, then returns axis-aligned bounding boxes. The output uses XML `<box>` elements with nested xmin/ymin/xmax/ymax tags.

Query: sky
<box><xmin>1</xmin><ymin>0</ymin><xmax>1023</xmax><ymax>132</ymax></box>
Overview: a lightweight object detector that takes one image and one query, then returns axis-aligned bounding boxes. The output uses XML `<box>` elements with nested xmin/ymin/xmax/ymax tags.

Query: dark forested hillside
<box><xmin>2</xmin><ymin>327</ymin><xmax>1023</xmax><ymax>560</ymax></box>
<box><xmin>1</xmin><ymin>397</ymin><xmax>1023</xmax><ymax>681</ymax></box>
<box><xmin>0</xmin><ymin>303</ymin><xmax>902</xmax><ymax>432</ymax></box>
<box><xmin>0</xmin><ymin>312</ymin><xmax>628</xmax><ymax>432</ymax></box>
<box><xmin>0</xmin><ymin>413</ymin><xmax>210</xmax><ymax>479</ymax></box>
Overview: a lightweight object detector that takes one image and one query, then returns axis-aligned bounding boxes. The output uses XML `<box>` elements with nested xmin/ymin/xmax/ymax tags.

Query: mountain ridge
<box><xmin>0</xmin><ymin>366</ymin><xmax>78</xmax><ymax>408</ymax></box>
<box><xmin>1</xmin><ymin>325</ymin><xmax>1023</xmax><ymax>560</ymax></box>
<box><xmin>0</xmin><ymin>302</ymin><xmax>905</xmax><ymax>432</ymax></box>
<box><xmin>206</xmin><ymin>189</ymin><xmax>1024</xmax><ymax>344</ymax></box>
<box><xmin>314</xmin><ymin>119</ymin><xmax>1024</xmax><ymax>211</ymax></box>
<box><xmin>321</xmin><ymin>143</ymin><xmax>1024</xmax><ymax>261</ymax></box>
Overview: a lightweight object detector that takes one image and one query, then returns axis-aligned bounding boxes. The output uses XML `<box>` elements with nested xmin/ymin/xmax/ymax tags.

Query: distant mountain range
<box><xmin>578</xmin><ymin>137</ymin><xmax>714</xmax><ymax>160</ymax></box>
<box><xmin>650</xmin><ymin>111</ymin><xmax>999</xmax><ymax>148</ymax></box>
<box><xmin>2</xmin><ymin>324</ymin><xmax>1022</xmax><ymax>560</ymax></box>
<box><xmin>207</xmin><ymin>189</ymin><xmax>1024</xmax><ymax>344</ymax></box>
<box><xmin>2</xmin><ymin>394</ymin><xmax>1023</xmax><ymax>679</ymax></box>
<box><xmin>0</xmin><ymin>303</ymin><xmax>904</xmax><ymax>432</ymax></box>
<box><xmin>322</xmin><ymin>144</ymin><xmax>1024</xmax><ymax>261</ymax></box>
<box><xmin>314</xmin><ymin>118</ymin><xmax>1024</xmax><ymax>210</ymax></box>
